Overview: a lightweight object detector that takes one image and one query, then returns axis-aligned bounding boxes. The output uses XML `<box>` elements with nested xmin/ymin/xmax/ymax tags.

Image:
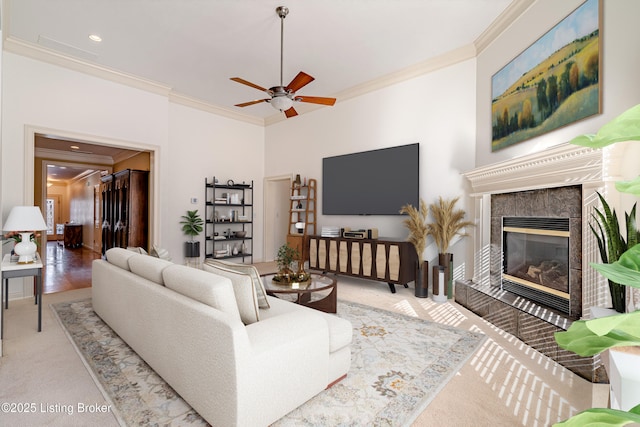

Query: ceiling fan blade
<box><xmin>230</xmin><ymin>77</ymin><xmax>268</xmax><ymax>93</ymax></box>
<box><xmin>284</xmin><ymin>107</ymin><xmax>298</xmax><ymax>118</ymax></box>
<box><xmin>296</xmin><ymin>96</ymin><xmax>337</xmax><ymax>106</ymax></box>
<box><xmin>235</xmin><ymin>99</ymin><xmax>269</xmax><ymax>107</ymax></box>
<box><xmin>286</xmin><ymin>72</ymin><xmax>315</xmax><ymax>93</ymax></box>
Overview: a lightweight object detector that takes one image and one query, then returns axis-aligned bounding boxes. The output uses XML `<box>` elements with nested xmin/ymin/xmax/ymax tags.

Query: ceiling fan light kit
<box><xmin>230</xmin><ymin>6</ymin><xmax>336</xmax><ymax>118</ymax></box>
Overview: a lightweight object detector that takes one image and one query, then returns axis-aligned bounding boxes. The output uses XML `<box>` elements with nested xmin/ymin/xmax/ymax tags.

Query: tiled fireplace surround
<box><xmin>456</xmin><ymin>142</ymin><xmax>640</xmax><ymax>383</ymax></box>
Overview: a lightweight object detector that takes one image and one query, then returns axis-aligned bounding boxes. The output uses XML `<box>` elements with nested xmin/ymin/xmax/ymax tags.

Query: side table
<box><xmin>2</xmin><ymin>253</ymin><xmax>43</xmax><ymax>339</ymax></box>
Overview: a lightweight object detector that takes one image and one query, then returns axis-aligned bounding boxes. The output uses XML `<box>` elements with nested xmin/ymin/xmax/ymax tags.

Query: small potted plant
<box><xmin>180</xmin><ymin>210</ymin><xmax>203</xmax><ymax>258</ymax></box>
<box><xmin>273</xmin><ymin>243</ymin><xmax>299</xmax><ymax>284</ymax></box>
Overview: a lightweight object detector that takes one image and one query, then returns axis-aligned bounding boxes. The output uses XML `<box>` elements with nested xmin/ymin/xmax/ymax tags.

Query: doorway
<box><xmin>263</xmin><ymin>175</ymin><xmax>292</xmax><ymax>262</ymax></box>
<box><xmin>26</xmin><ymin>127</ymin><xmax>158</xmax><ymax>293</ymax></box>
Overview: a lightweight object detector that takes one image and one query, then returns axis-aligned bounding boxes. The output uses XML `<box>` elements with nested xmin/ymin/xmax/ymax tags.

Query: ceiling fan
<box><xmin>230</xmin><ymin>6</ymin><xmax>336</xmax><ymax>118</ymax></box>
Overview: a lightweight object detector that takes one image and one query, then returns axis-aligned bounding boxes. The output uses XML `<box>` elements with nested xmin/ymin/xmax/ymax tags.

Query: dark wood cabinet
<box><xmin>308</xmin><ymin>236</ymin><xmax>417</xmax><ymax>293</ymax></box>
<box><xmin>63</xmin><ymin>223</ymin><xmax>83</xmax><ymax>248</ymax></box>
<box><xmin>101</xmin><ymin>169</ymin><xmax>149</xmax><ymax>254</ymax></box>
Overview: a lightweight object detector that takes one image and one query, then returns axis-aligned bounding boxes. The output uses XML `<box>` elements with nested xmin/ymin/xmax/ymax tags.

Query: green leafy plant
<box><xmin>553</xmin><ymin>104</ymin><xmax>640</xmax><ymax>426</ymax></box>
<box><xmin>590</xmin><ymin>192</ymin><xmax>638</xmax><ymax>312</ymax></box>
<box><xmin>180</xmin><ymin>210</ymin><xmax>203</xmax><ymax>241</ymax></box>
<box><xmin>426</xmin><ymin>196</ymin><xmax>474</xmax><ymax>254</ymax></box>
<box><xmin>276</xmin><ymin>243</ymin><xmax>299</xmax><ymax>273</ymax></box>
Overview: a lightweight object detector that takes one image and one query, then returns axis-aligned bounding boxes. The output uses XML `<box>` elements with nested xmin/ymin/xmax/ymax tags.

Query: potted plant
<box><xmin>400</xmin><ymin>199</ymin><xmax>429</xmax><ymax>297</ymax></box>
<box><xmin>273</xmin><ymin>243</ymin><xmax>301</xmax><ymax>284</ymax></box>
<box><xmin>180</xmin><ymin>210</ymin><xmax>203</xmax><ymax>258</ymax></box>
<box><xmin>553</xmin><ymin>104</ymin><xmax>640</xmax><ymax>425</ymax></box>
<box><xmin>426</xmin><ymin>196</ymin><xmax>475</xmax><ymax>298</ymax></box>
<box><xmin>589</xmin><ymin>192</ymin><xmax>637</xmax><ymax>313</ymax></box>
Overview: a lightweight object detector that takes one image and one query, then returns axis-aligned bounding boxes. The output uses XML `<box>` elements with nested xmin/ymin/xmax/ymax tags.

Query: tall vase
<box><xmin>439</xmin><ymin>253</ymin><xmax>453</xmax><ymax>299</ymax></box>
<box><xmin>414</xmin><ymin>260</ymin><xmax>429</xmax><ymax>298</ymax></box>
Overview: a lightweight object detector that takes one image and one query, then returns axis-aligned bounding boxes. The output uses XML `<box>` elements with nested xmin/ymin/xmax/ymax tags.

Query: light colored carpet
<box><xmin>0</xmin><ymin>278</ymin><xmax>609</xmax><ymax>426</ymax></box>
<box><xmin>50</xmin><ymin>298</ymin><xmax>486</xmax><ymax>426</ymax></box>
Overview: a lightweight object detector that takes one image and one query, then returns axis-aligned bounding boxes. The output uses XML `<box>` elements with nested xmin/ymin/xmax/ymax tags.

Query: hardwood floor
<box><xmin>43</xmin><ymin>241</ymin><xmax>101</xmax><ymax>294</ymax></box>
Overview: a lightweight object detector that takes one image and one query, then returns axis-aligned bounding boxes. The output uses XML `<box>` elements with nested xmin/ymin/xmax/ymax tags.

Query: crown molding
<box><xmin>35</xmin><ymin>147</ymin><xmax>114</xmax><ymax>165</ymax></box>
<box><xmin>475</xmin><ymin>0</ymin><xmax>536</xmax><ymax>54</ymax></box>
<box><xmin>335</xmin><ymin>44</ymin><xmax>477</xmax><ymax>105</ymax></box>
<box><xmin>4</xmin><ymin>37</ymin><xmax>173</xmax><ymax>97</ymax></box>
<box><xmin>168</xmin><ymin>92</ymin><xmax>264</xmax><ymax>126</ymax></box>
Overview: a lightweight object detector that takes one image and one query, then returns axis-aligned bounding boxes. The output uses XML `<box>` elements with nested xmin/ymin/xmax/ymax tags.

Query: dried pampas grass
<box><xmin>427</xmin><ymin>196</ymin><xmax>474</xmax><ymax>254</ymax></box>
<box><xmin>399</xmin><ymin>199</ymin><xmax>429</xmax><ymax>260</ymax></box>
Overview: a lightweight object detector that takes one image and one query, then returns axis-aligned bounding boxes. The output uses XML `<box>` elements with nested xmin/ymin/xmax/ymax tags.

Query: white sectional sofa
<box><xmin>92</xmin><ymin>248</ymin><xmax>352</xmax><ymax>427</ymax></box>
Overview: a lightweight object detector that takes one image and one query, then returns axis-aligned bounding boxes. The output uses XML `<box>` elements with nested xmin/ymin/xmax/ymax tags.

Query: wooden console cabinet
<box><xmin>308</xmin><ymin>235</ymin><xmax>417</xmax><ymax>293</ymax></box>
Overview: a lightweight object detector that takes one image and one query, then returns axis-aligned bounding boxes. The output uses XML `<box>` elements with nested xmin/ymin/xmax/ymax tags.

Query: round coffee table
<box><xmin>262</xmin><ymin>273</ymin><xmax>337</xmax><ymax>313</ymax></box>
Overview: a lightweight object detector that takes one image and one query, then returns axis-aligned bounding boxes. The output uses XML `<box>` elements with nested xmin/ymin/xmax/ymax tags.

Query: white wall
<box><xmin>475</xmin><ymin>0</ymin><xmax>640</xmax><ymax>167</ymax></box>
<box><xmin>0</xmin><ymin>52</ymin><xmax>265</xmax><ymax>303</ymax></box>
<box><xmin>167</xmin><ymin>103</ymin><xmax>264</xmax><ymax>262</ymax></box>
<box><xmin>265</xmin><ymin>58</ymin><xmax>478</xmax><ymax>266</ymax></box>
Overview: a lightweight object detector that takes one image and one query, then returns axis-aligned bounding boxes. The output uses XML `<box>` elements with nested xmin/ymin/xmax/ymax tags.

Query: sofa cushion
<box><xmin>128</xmin><ymin>254</ymin><xmax>173</xmax><ymax>285</ymax></box>
<box><xmin>203</xmin><ymin>263</ymin><xmax>260</xmax><ymax>325</ymax></box>
<box><xmin>163</xmin><ymin>265</ymin><xmax>242</xmax><ymax>322</ymax></box>
<box><xmin>261</xmin><ymin>296</ymin><xmax>352</xmax><ymax>353</ymax></box>
<box><xmin>206</xmin><ymin>259</ymin><xmax>270</xmax><ymax>309</ymax></box>
<box><xmin>105</xmin><ymin>247</ymin><xmax>137</xmax><ymax>271</ymax></box>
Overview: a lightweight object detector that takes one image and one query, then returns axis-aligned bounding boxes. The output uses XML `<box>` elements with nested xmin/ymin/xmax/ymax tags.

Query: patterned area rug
<box><xmin>52</xmin><ymin>298</ymin><xmax>486</xmax><ymax>427</ymax></box>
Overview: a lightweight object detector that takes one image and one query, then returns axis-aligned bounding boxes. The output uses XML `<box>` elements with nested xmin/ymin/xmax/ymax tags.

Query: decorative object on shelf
<box><xmin>400</xmin><ymin>199</ymin><xmax>429</xmax><ymax>298</ymax></box>
<box><xmin>180</xmin><ymin>210</ymin><xmax>203</xmax><ymax>258</ymax></box>
<box><xmin>3</xmin><ymin>206</ymin><xmax>48</xmax><ymax>263</ymax></box>
<box><xmin>553</xmin><ymin>104</ymin><xmax>640</xmax><ymax>425</ymax></box>
<box><xmin>426</xmin><ymin>196</ymin><xmax>474</xmax><ymax>299</ymax></box>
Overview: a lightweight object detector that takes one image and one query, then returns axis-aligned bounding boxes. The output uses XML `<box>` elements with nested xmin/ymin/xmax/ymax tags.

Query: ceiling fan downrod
<box><xmin>276</xmin><ymin>6</ymin><xmax>289</xmax><ymax>88</ymax></box>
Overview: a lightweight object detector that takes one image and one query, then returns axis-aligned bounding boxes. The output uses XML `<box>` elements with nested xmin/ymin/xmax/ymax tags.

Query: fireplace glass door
<box><xmin>502</xmin><ymin>217</ymin><xmax>570</xmax><ymax>313</ymax></box>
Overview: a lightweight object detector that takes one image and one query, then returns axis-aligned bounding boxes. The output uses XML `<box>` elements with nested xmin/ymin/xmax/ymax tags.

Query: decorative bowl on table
<box><xmin>234</xmin><ymin>231</ymin><xmax>247</xmax><ymax>238</ymax></box>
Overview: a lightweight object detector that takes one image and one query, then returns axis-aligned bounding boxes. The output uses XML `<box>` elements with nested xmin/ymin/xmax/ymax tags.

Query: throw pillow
<box><xmin>127</xmin><ymin>246</ymin><xmax>148</xmax><ymax>255</ymax></box>
<box><xmin>203</xmin><ymin>263</ymin><xmax>260</xmax><ymax>325</ymax></box>
<box><xmin>205</xmin><ymin>259</ymin><xmax>270</xmax><ymax>309</ymax></box>
<box><xmin>151</xmin><ymin>245</ymin><xmax>171</xmax><ymax>261</ymax></box>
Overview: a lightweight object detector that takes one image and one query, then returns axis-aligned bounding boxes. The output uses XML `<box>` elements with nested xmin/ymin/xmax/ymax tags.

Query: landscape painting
<box><xmin>491</xmin><ymin>0</ymin><xmax>600</xmax><ymax>151</ymax></box>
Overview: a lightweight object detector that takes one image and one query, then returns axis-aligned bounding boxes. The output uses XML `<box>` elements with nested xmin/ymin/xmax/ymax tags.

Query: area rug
<box><xmin>52</xmin><ymin>298</ymin><xmax>486</xmax><ymax>427</ymax></box>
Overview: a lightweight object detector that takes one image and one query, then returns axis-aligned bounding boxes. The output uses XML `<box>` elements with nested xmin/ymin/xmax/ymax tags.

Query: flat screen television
<box><xmin>322</xmin><ymin>143</ymin><xmax>419</xmax><ymax>215</ymax></box>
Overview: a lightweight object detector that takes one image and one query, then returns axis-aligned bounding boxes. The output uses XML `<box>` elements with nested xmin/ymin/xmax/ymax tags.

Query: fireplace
<box><xmin>502</xmin><ymin>217</ymin><xmax>571</xmax><ymax>314</ymax></box>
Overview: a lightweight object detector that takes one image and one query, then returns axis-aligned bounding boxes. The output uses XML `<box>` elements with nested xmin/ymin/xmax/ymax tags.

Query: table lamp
<box><xmin>3</xmin><ymin>206</ymin><xmax>48</xmax><ymax>264</ymax></box>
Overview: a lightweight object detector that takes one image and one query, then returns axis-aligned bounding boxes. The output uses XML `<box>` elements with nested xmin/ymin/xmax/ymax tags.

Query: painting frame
<box><xmin>491</xmin><ymin>0</ymin><xmax>602</xmax><ymax>152</ymax></box>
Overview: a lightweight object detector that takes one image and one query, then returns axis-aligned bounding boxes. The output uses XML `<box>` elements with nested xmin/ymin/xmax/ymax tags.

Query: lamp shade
<box><xmin>3</xmin><ymin>206</ymin><xmax>48</xmax><ymax>232</ymax></box>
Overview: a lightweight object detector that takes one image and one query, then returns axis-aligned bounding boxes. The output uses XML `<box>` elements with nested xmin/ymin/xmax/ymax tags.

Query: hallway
<box><xmin>43</xmin><ymin>242</ymin><xmax>101</xmax><ymax>294</ymax></box>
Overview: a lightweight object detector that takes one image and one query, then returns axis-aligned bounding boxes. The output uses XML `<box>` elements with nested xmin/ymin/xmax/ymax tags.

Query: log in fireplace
<box><xmin>502</xmin><ymin>217</ymin><xmax>571</xmax><ymax>314</ymax></box>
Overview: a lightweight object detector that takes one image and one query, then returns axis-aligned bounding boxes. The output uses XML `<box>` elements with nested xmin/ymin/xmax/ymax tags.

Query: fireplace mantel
<box><xmin>465</xmin><ymin>142</ymin><xmax>610</xmax><ymax>196</ymax></box>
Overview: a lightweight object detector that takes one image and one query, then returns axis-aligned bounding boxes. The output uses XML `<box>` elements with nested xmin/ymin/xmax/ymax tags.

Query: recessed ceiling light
<box><xmin>88</xmin><ymin>34</ymin><xmax>102</xmax><ymax>42</ymax></box>
<box><xmin>70</xmin><ymin>145</ymin><xmax>80</xmax><ymax>149</ymax></box>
